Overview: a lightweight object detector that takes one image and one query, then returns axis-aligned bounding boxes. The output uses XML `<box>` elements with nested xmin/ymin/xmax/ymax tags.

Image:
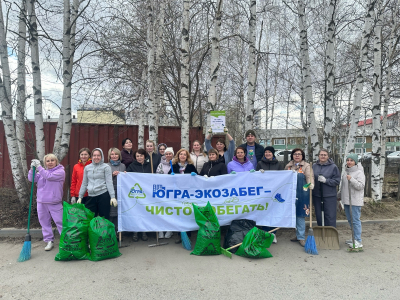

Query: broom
<box><xmin>304</xmin><ymin>162</ymin><xmax>318</xmax><ymax>255</ymax></box>
<box><xmin>169</xmin><ymin>160</ymin><xmax>191</xmax><ymax>250</ymax></box>
<box><xmin>18</xmin><ymin>166</ymin><xmax>36</xmax><ymax>262</ymax></box>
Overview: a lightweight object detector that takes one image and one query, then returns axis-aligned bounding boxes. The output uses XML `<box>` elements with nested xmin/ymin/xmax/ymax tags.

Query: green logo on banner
<box><xmin>128</xmin><ymin>183</ymin><xmax>146</xmax><ymax>199</ymax></box>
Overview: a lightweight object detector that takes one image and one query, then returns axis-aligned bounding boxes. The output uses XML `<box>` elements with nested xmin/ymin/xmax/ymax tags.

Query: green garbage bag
<box><xmin>55</xmin><ymin>202</ymin><xmax>94</xmax><ymax>261</ymax></box>
<box><xmin>88</xmin><ymin>217</ymin><xmax>121</xmax><ymax>261</ymax></box>
<box><xmin>235</xmin><ymin>227</ymin><xmax>274</xmax><ymax>258</ymax></box>
<box><xmin>191</xmin><ymin>202</ymin><xmax>221</xmax><ymax>256</ymax></box>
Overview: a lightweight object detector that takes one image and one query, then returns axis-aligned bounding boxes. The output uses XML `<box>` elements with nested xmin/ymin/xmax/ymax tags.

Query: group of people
<box><xmin>28</xmin><ymin>127</ymin><xmax>366</xmax><ymax>252</ymax></box>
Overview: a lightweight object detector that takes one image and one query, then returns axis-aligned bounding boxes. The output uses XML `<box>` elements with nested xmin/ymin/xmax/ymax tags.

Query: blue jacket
<box><xmin>312</xmin><ymin>158</ymin><xmax>341</xmax><ymax>197</ymax></box>
<box><xmin>238</xmin><ymin>142</ymin><xmax>264</xmax><ymax>163</ymax></box>
<box><xmin>205</xmin><ymin>138</ymin><xmax>235</xmax><ymax>165</ymax></box>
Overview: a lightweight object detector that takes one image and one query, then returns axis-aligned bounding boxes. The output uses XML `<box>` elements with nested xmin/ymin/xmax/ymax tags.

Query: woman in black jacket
<box><xmin>200</xmin><ymin>149</ymin><xmax>227</xmax><ymax>177</ymax></box>
<box><xmin>168</xmin><ymin>149</ymin><xmax>198</xmax><ymax>174</ymax></box>
<box><xmin>256</xmin><ymin>146</ymin><xmax>283</xmax><ymax>171</ymax></box>
<box><xmin>126</xmin><ymin>148</ymin><xmax>152</xmax><ymax>241</ymax></box>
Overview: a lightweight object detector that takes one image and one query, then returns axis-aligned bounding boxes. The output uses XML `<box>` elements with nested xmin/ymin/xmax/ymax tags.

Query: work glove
<box><xmin>250</xmin><ymin>169</ymin><xmax>255</xmax><ymax>173</ymax></box>
<box><xmin>31</xmin><ymin>159</ymin><xmax>40</xmax><ymax>169</ymax></box>
<box><xmin>309</xmin><ymin>183</ymin><xmax>314</xmax><ymax>190</ymax></box>
<box><xmin>191</xmin><ymin>172</ymin><xmax>197</xmax><ymax>176</ymax></box>
<box><xmin>224</xmin><ymin>127</ymin><xmax>228</xmax><ymax>133</ymax></box>
<box><xmin>203</xmin><ymin>175</ymin><xmax>208</xmax><ymax>178</ymax></box>
<box><xmin>210</xmin><ymin>176</ymin><xmax>215</xmax><ymax>178</ymax></box>
<box><xmin>230</xmin><ymin>171</ymin><xmax>236</xmax><ymax>174</ymax></box>
<box><xmin>318</xmin><ymin>175</ymin><xmax>326</xmax><ymax>183</ymax></box>
<box><xmin>110</xmin><ymin>198</ymin><xmax>118</xmax><ymax>207</ymax></box>
<box><xmin>77</xmin><ymin>198</ymin><xmax>82</xmax><ymax>204</ymax></box>
<box><xmin>259</xmin><ymin>169</ymin><xmax>265</xmax><ymax>173</ymax></box>
<box><xmin>208</xmin><ymin>128</ymin><xmax>213</xmax><ymax>134</ymax></box>
<box><xmin>70</xmin><ymin>197</ymin><xmax>76</xmax><ymax>204</ymax></box>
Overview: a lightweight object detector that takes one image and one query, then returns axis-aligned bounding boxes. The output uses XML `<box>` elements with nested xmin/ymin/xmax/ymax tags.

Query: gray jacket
<box><xmin>205</xmin><ymin>138</ymin><xmax>235</xmax><ymax>166</ymax></box>
<box><xmin>79</xmin><ymin>148</ymin><xmax>115</xmax><ymax>198</ymax></box>
<box><xmin>338</xmin><ymin>164</ymin><xmax>365</xmax><ymax>206</ymax></box>
<box><xmin>107</xmin><ymin>161</ymin><xmax>126</xmax><ymax>217</ymax></box>
<box><xmin>312</xmin><ymin>158</ymin><xmax>341</xmax><ymax>198</ymax></box>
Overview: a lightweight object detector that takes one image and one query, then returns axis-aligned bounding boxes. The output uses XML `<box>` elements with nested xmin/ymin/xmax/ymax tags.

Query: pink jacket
<box><xmin>28</xmin><ymin>165</ymin><xmax>65</xmax><ymax>204</ymax></box>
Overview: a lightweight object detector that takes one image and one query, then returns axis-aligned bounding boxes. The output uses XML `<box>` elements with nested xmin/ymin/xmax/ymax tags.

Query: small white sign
<box><xmin>210</xmin><ymin>111</ymin><xmax>226</xmax><ymax>133</ymax></box>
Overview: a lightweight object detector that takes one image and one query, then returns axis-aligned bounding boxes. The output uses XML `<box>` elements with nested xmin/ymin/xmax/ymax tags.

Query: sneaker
<box><xmin>158</xmin><ymin>231</ymin><xmax>164</xmax><ymax>239</ymax></box>
<box><xmin>141</xmin><ymin>233</ymin><xmax>148</xmax><ymax>241</ymax></box>
<box><xmin>299</xmin><ymin>240</ymin><xmax>305</xmax><ymax>247</ymax></box>
<box><xmin>349</xmin><ymin>240</ymin><xmax>363</xmax><ymax>249</ymax></box>
<box><xmin>272</xmin><ymin>234</ymin><xmax>277</xmax><ymax>244</ymax></box>
<box><xmin>44</xmin><ymin>241</ymin><xmax>54</xmax><ymax>251</ymax></box>
<box><xmin>345</xmin><ymin>239</ymin><xmax>353</xmax><ymax>245</ymax></box>
<box><xmin>132</xmin><ymin>233</ymin><xmax>138</xmax><ymax>242</ymax></box>
<box><xmin>164</xmin><ymin>231</ymin><xmax>173</xmax><ymax>239</ymax></box>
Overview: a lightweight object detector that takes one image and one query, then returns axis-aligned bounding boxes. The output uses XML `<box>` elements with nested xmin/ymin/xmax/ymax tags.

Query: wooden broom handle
<box><xmin>309</xmin><ymin>162</ymin><xmax>313</xmax><ymax>228</ymax></box>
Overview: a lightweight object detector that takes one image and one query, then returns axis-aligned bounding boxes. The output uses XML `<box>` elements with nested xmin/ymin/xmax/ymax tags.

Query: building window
<box><xmin>355</xmin><ymin>148</ymin><xmax>366</xmax><ymax>154</ymax></box>
<box><xmin>289</xmin><ymin>138</ymin><xmax>296</xmax><ymax>145</ymax></box>
<box><xmin>274</xmin><ymin>139</ymin><xmax>285</xmax><ymax>145</ymax></box>
<box><xmin>356</xmin><ymin>137</ymin><xmax>365</xmax><ymax>143</ymax></box>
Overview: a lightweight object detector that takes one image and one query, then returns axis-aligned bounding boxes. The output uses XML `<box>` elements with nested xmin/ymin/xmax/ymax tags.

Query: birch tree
<box><xmin>322</xmin><ymin>0</ymin><xmax>337</xmax><ymax>152</ymax></box>
<box><xmin>27</xmin><ymin>0</ymin><xmax>45</xmax><ymax>160</ymax></box>
<box><xmin>54</xmin><ymin>0</ymin><xmax>81</xmax><ymax>161</ymax></box>
<box><xmin>342</xmin><ymin>0</ymin><xmax>376</xmax><ymax>170</ymax></box>
<box><xmin>206</xmin><ymin>0</ymin><xmax>223</xmax><ymax>130</ymax></box>
<box><xmin>16</xmin><ymin>0</ymin><xmax>28</xmax><ymax>177</ymax></box>
<box><xmin>298</xmin><ymin>0</ymin><xmax>319</xmax><ymax>158</ymax></box>
<box><xmin>245</xmin><ymin>0</ymin><xmax>256</xmax><ymax>130</ymax></box>
<box><xmin>371</xmin><ymin>6</ymin><xmax>382</xmax><ymax>202</ymax></box>
<box><xmin>180</xmin><ymin>0</ymin><xmax>190</xmax><ymax>149</ymax></box>
<box><xmin>138</xmin><ymin>68</ymin><xmax>146</xmax><ymax>149</ymax></box>
<box><xmin>0</xmin><ymin>3</ymin><xmax>29</xmax><ymax>203</ymax></box>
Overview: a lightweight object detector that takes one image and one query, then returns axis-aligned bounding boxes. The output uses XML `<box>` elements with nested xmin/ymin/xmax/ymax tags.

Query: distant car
<box><xmin>359</xmin><ymin>152</ymin><xmax>372</xmax><ymax>161</ymax></box>
<box><xmin>275</xmin><ymin>150</ymin><xmax>292</xmax><ymax>162</ymax></box>
<box><xmin>387</xmin><ymin>151</ymin><xmax>400</xmax><ymax>163</ymax></box>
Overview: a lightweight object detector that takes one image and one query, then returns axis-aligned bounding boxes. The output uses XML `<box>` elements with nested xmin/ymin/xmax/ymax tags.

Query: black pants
<box><xmin>85</xmin><ymin>191</ymin><xmax>111</xmax><ymax>220</ymax></box>
<box><xmin>313</xmin><ymin>195</ymin><xmax>337</xmax><ymax>227</ymax></box>
<box><xmin>80</xmin><ymin>196</ymin><xmax>89</xmax><ymax>205</ymax></box>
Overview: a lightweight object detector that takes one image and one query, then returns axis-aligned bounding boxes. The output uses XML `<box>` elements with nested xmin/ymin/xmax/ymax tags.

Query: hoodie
<box><xmin>337</xmin><ymin>164</ymin><xmax>365</xmax><ymax>206</ymax></box>
<box><xmin>28</xmin><ymin>164</ymin><xmax>65</xmax><ymax>204</ymax></box>
<box><xmin>200</xmin><ymin>159</ymin><xmax>228</xmax><ymax>176</ymax></box>
<box><xmin>79</xmin><ymin>148</ymin><xmax>115</xmax><ymax>198</ymax></box>
<box><xmin>156</xmin><ymin>156</ymin><xmax>172</xmax><ymax>174</ymax></box>
<box><xmin>312</xmin><ymin>158</ymin><xmax>341</xmax><ymax>197</ymax></box>
<box><xmin>227</xmin><ymin>156</ymin><xmax>253</xmax><ymax>173</ymax></box>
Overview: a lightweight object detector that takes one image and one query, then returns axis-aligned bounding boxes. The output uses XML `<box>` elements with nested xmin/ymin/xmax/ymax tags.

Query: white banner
<box><xmin>117</xmin><ymin>171</ymin><xmax>297</xmax><ymax>232</ymax></box>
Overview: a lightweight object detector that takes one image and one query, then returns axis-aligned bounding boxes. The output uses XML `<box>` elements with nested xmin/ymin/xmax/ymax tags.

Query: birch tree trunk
<box><xmin>323</xmin><ymin>0</ymin><xmax>337</xmax><ymax>152</ymax></box>
<box><xmin>153</xmin><ymin>0</ymin><xmax>166</xmax><ymax>141</ymax></box>
<box><xmin>206</xmin><ymin>0</ymin><xmax>223</xmax><ymax>131</ymax></box>
<box><xmin>180</xmin><ymin>0</ymin><xmax>190</xmax><ymax>149</ymax></box>
<box><xmin>298</xmin><ymin>0</ymin><xmax>319</xmax><ymax>159</ymax></box>
<box><xmin>27</xmin><ymin>0</ymin><xmax>45</xmax><ymax>160</ymax></box>
<box><xmin>54</xmin><ymin>0</ymin><xmax>79</xmax><ymax>161</ymax></box>
<box><xmin>371</xmin><ymin>10</ymin><xmax>382</xmax><ymax>202</ymax></box>
<box><xmin>245</xmin><ymin>0</ymin><xmax>256</xmax><ymax>130</ymax></box>
<box><xmin>0</xmin><ymin>3</ymin><xmax>29</xmax><ymax>203</ymax></box>
<box><xmin>138</xmin><ymin>68</ymin><xmax>146</xmax><ymax>149</ymax></box>
<box><xmin>342</xmin><ymin>0</ymin><xmax>375</xmax><ymax>170</ymax></box>
<box><xmin>380</xmin><ymin>0</ymin><xmax>399</xmax><ymax>188</ymax></box>
<box><xmin>16</xmin><ymin>0</ymin><xmax>28</xmax><ymax>177</ymax></box>
<box><xmin>146</xmin><ymin>1</ymin><xmax>157</xmax><ymax>142</ymax></box>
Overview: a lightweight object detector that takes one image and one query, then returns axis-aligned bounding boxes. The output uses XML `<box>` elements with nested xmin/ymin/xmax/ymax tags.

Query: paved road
<box><xmin>0</xmin><ymin>223</ymin><xmax>399</xmax><ymax>300</ymax></box>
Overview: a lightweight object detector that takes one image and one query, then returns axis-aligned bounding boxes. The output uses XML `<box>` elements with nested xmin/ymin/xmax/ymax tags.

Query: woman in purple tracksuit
<box><xmin>28</xmin><ymin>154</ymin><xmax>65</xmax><ymax>251</ymax></box>
<box><xmin>227</xmin><ymin>147</ymin><xmax>253</xmax><ymax>173</ymax></box>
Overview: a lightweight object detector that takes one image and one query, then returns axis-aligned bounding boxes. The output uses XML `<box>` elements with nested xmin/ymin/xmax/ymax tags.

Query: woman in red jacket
<box><xmin>70</xmin><ymin>148</ymin><xmax>92</xmax><ymax>204</ymax></box>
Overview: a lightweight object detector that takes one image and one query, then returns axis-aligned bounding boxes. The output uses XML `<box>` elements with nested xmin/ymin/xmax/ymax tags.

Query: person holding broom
<box><xmin>312</xmin><ymin>149</ymin><xmax>341</xmax><ymax>227</ymax></box>
<box><xmin>285</xmin><ymin>148</ymin><xmax>314</xmax><ymax>247</ymax></box>
<box><xmin>28</xmin><ymin>154</ymin><xmax>65</xmax><ymax>251</ymax></box>
<box><xmin>337</xmin><ymin>154</ymin><xmax>365</xmax><ymax>249</ymax></box>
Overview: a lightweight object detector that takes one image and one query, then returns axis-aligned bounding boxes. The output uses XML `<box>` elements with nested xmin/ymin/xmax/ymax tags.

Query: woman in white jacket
<box><xmin>190</xmin><ymin>140</ymin><xmax>208</xmax><ymax>174</ymax></box>
<box><xmin>337</xmin><ymin>153</ymin><xmax>365</xmax><ymax>249</ymax></box>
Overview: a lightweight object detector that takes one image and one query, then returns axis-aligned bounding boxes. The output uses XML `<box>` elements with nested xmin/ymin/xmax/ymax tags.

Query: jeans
<box><xmin>296</xmin><ymin>217</ymin><xmax>306</xmax><ymax>240</ymax></box>
<box><xmin>344</xmin><ymin>205</ymin><xmax>362</xmax><ymax>242</ymax></box>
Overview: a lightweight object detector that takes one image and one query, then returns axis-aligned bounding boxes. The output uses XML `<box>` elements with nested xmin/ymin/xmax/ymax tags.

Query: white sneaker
<box><xmin>158</xmin><ymin>231</ymin><xmax>164</xmax><ymax>239</ymax></box>
<box><xmin>164</xmin><ymin>231</ymin><xmax>173</xmax><ymax>239</ymax></box>
<box><xmin>345</xmin><ymin>239</ymin><xmax>352</xmax><ymax>245</ymax></box>
<box><xmin>45</xmin><ymin>241</ymin><xmax>54</xmax><ymax>251</ymax></box>
<box><xmin>272</xmin><ymin>234</ymin><xmax>277</xmax><ymax>244</ymax></box>
<box><xmin>348</xmin><ymin>240</ymin><xmax>363</xmax><ymax>248</ymax></box>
